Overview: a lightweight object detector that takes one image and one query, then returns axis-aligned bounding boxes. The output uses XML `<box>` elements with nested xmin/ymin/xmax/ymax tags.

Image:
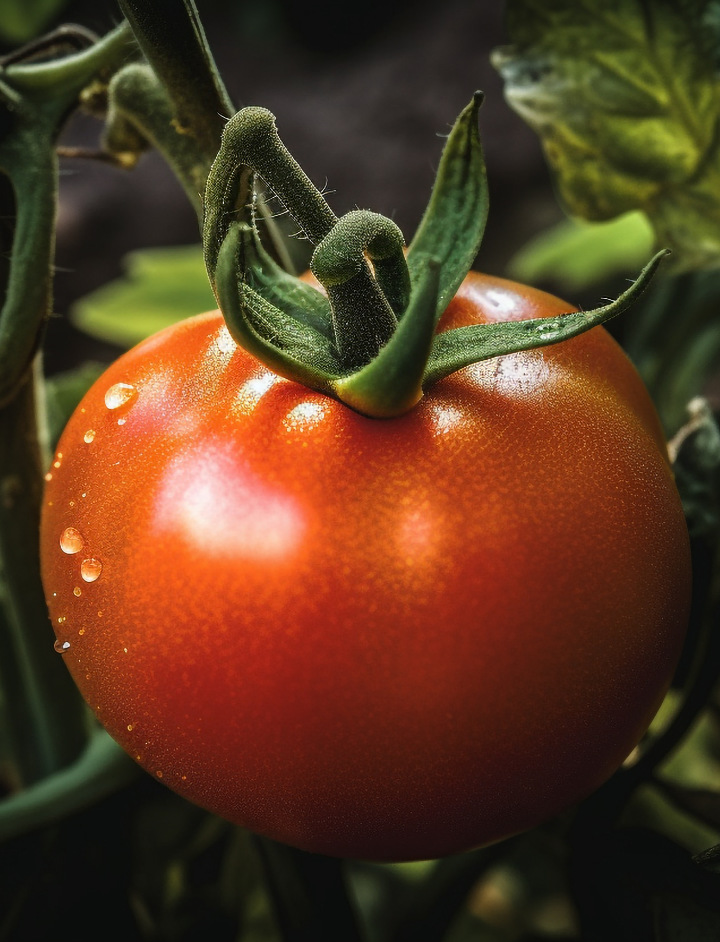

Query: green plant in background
<box><xmin>494</xmin><ymin>0</ymin><xmax>720</xmax><ymax>434</ymax></box>
<box><xmin>0</xmin><ymin>1</ymin><xmax>719</xmax><ymax>940</ymax></box>
<box><xmin>0</xmin><ymin>0</ymin><xmax>71</xmax><ymax>45</ymax></box>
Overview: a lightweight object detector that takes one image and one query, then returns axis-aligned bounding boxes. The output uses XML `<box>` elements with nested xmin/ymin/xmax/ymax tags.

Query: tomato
<box><xmin>40</xmin><ymin>271</ymin><xmax>691</xmax><ymax>862</ymax></box>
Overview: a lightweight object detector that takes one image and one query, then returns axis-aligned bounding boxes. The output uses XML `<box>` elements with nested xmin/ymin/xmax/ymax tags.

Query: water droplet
<box><xmin>78</xmin><ymin>628</ymin><xmax>85</xmax><ymax>636</ymax></box>
<box><xmin>127</xmin><ymin>723</ymin><xmax>134</xmax><ymax>731</ymax></box>
<box><xmin>53</xmin><ymin>460</ymin><xmax>61</xmax><ymax>469</ymax></box>
<box><xmin>117</xmin><ymin>417</ymin><xmax>126</xmax><ymax>426</ymax></box>
<box><xmin>73</xmin><ymin>586</ymin><xmax>82</xmax><ymax>597</ymax></box>
<box><xmin>45</xmin><ymin>472</ymin><xmax>53</xmax><ymax>482</ymax></box>
<box><xmin>84</xmin><ymin>429</ymin><xmax>96</xmax><ymax>443</ymax></box>
<box><xmin>80</xmin><ymin>557</ymin><xmax>103</xmax><ymax>582</ymax></box>
<box><xmin>156</xmin><ymin>770</ymin><xmax>163</xmax><ymax>778</ymax></box>
<box><xmin>104</xmin><ymin>383</ymin><xmax>137</xmax><ymax>411</ymax></box>
<box><xmin>54</xmin><ymin>639</ymin><xmax>71</xmax><ymax>654</ymax></box>
<box><xmin>56</xmin><ymin>615</ymin><xmax>66</xmax><ymax>626</ymax></box>
<box><xmin>537</xmin><ymin>320</ymin><xmax>561</xmax><ymax>337</ymax></box>
<box><xmin>60</xmin><ymin>527</ymin><xmax>84</xmax><ymax>554</ymax></box>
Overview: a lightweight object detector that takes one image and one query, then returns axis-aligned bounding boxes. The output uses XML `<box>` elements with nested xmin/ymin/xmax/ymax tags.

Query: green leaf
<box><xmin>0</xmin><ymin>0</ymin><xmax>69</xmax><ymax>44</ymax></box>
<box><xmin>71</xmin><ymin>244</ymin><xmax>217</xmax><ymax>347</ymax></box>
<box><xmin>507</xmin><ymin>211</ymin><xmax>655</xmax><ymax>291</ymax></box>
<box><xmin>493</xmin><ymin>0</ymin><xmax>720</xmax><ymax>271</ymax></box>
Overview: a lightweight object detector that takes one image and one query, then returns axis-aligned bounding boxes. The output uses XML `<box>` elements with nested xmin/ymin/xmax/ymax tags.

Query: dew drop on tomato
<box><xmin>60</xmin><ymin>527</ymin><xmax>84</xmax><ymax>554</ymax></box>
<box><xmin>54</xmin><ymin>640</ymin><xmax>71</xmax><ymax>654</ymax></box>
<box><xmin>104</xmin><ymin>383</ymin><xmax>137</xmax><ymax>411</ymax></box>
<box><xmin>80</xmin><ymin>558</ymin><xmax>103</xmax><ymax>583</ymax></box>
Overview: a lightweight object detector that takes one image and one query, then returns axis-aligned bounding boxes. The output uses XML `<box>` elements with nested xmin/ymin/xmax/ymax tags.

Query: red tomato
<box><xmin>40</xmin><ymin>272</ymin><xmax>691</xmax><ymax>861</ymax></box>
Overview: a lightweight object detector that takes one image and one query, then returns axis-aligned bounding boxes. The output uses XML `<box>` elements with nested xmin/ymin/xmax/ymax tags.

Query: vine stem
<box><xmin>0</xmin><ymin>368</ymin><xmax>87</xmax><ymax>786</ymax></box>
<box><xmin>115</xmin><ymin>0</ymin><xmax>294</xmax><ymax>268</ymax></box>
<box><xmin>0</xmin><ymin>24</ymin><xmax>133</xmax><ymax>788</ymax></box>
<box><xmin>116</xmin><ymin>0</ymin><xmax>233</xmax><ymax>161</ymax></box>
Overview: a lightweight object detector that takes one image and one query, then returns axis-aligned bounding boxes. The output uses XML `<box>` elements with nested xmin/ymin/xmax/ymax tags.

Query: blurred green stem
<box><xmin>116</xmin><ymin>0</ymin><xmax>233</xmax><ymax>166</ymax></box>
<box><xmin>115</xmin><ymin>0</ymin><xmax>294</xmax><ymax>269</ymax></box>
<box><xmin>0</xmin><ymin>24</ymin><xmax>132</xmax><ymax>787</ymax></box>
<box><xmin>0</xmin><ymin>369</ymin><xmax>87</xmax><ymax>786</ymax></box>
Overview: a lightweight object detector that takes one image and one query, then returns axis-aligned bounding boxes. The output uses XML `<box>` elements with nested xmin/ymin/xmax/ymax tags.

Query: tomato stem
<box><xmin>0</xmin><ymin>25</ymin><xmax>129</xmax><ymax>788</ymax></box>
<box><xmin>0</xmin><ymin>373</ymin><xmax>87</xmax><ymax>786</ymax></box>
<box><xmin>116</xmin><ymin>0</ymin><xmax>233</xmax><ymax>168</ymax></box>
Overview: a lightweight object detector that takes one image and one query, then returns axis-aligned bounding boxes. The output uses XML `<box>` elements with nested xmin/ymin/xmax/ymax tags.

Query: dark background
<box><xmin>34</xmin><ymin>0</ymin><xmax>562</xmax><ymax>375</ymax></box>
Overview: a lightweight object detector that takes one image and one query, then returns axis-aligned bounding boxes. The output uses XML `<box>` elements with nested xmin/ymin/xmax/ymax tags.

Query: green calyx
<box><xmin>203</xmin><ymin>92</ymin><xmax>666</xmax><ymax>419</ymax></box>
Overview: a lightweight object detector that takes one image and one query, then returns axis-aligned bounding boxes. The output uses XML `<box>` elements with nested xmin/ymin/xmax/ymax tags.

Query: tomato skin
<box><xmin>40</xmin><ymin>271</ymin><xmax>691</xmax><ymax>862</ymax></box>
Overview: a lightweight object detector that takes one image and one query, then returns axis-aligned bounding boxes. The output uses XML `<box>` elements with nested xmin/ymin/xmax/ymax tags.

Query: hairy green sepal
<box><xmin>204</xmin><ymin>92</ymin><xmax>665</xmax><ymax>418</ymax></box>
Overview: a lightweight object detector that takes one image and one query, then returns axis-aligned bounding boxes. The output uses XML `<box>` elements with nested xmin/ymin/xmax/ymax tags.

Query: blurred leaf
<box><xmin>493</xmin><ymin>0</ymin><xmax>720</xmax><ymax>271</ymax></box>
<box><xmin>0</xmin><ymin>0</ymin><xmax>69</xmax><ymax>44</ymax></box>
<box><xmin>507</xmin><ymin>211</ymin><xmax>654</xmax><ymax>291</ymax></box>
<box><xmin>71</xmin><ymin>243</ymin><xmax>216</xmax><ymax>348</ymax></box>
<box><xmin>43</xmin><ymin>361</ymin><xmax>106</xmax><ymax>448</ymax></box>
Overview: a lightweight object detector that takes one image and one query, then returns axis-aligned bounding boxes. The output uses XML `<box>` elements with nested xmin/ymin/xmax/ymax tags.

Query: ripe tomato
<box><xmin>40</xmin><ymin>271</ymin><xmax>691</xmax><ymax>862</ymax></box>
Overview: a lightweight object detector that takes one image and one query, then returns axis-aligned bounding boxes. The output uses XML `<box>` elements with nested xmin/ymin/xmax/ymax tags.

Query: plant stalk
<box><xmin>0</xmin><ymin>368</ymin><xmax>87</xmax><ymax>787</ymax></box>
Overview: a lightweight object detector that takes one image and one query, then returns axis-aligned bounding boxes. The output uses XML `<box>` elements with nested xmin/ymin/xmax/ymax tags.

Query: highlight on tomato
<box><xmin>40</xmin><ymin>94</ymin><xmax>691</xmax><ymax>862</ymax></box>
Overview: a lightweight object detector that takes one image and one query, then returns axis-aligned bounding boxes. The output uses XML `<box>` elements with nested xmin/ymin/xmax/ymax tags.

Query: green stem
<box><xmin>0</xmin><ymin>370</ymin><xmax>87</xmax><ymax>786</ymax></box>
<box><xmin>0</xmin><ymin>147</ymin><xmax>55</xmax><ymax>406</ymax></box>
<box><xmin>116</xmin><ymin>0</ymin><xmax>233</xmax><ymax>162</ymax></box>
<box><xmin>0</xmin><ymin>727</ymin><xmax>138</xmax><ymax>840</ymax></box>
<box><xmin>103</xmin><ymin>62</ymin><xmax>209</xmax><ymax>216</ymax></box>
<box><xmin>115</xmin><ymin>0</ymin><xmax>294</xmax><ymax>269</ymax></box>
<box><xmin>0</xmin><ymin>22</ymin><xmax>131</xmax><ymax>786</ymax></box>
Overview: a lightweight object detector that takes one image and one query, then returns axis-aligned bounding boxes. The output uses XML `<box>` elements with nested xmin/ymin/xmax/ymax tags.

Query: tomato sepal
<box><xmin>237</xmin><ymin>221</ymin><xmax>335</xmax><ymax>339</ymax></box>
<box><xmin>332</xmin><ymin>257</ymin><xmax>440</xmax><ymax>417</ymax></box>
<box><xmin>424</xmin><ymin>249</ymin><xmax>670</xmax><ymax>386</ymax></box>
<box><xmin>215</xmin><ymin>224</ymin><xmax>340</xmax><ymax>388</ymax></box>
<box><xmin>406</xmin><ymin>90</ymin><xmax>488</xmax><ymax>319</ymax></box>
<box><xmin>204</xmin><ymin>94</ymin><xmax>667</xmax><ymax>419</ymax></box>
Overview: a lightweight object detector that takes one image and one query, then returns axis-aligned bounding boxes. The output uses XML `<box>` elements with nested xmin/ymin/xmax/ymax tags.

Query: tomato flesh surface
<box><xmin>40</xmin><ymin>272</ymin><xmax>691</xmax><ymax>861</ymax></box>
